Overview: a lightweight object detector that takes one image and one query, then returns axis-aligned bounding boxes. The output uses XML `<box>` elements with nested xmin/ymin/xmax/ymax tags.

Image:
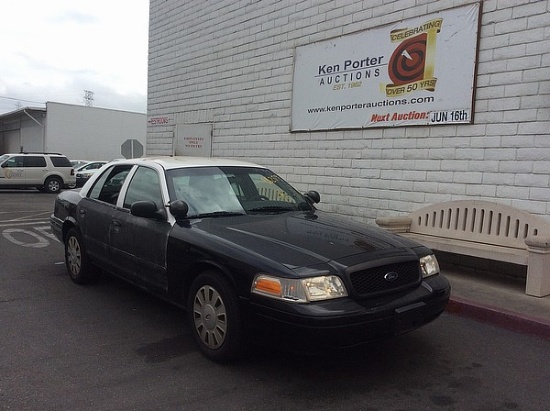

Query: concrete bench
<box><xmin>375</xmin><ymin>200</ymin><xmax>550</xmax><ymax>297</ymax></box>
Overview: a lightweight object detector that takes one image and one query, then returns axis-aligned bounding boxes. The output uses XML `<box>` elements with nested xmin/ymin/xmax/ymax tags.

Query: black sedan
<box><xmin>50</xmin><ymin>156</ymin><xmax>450</xmax><ymax>362</ymax></box>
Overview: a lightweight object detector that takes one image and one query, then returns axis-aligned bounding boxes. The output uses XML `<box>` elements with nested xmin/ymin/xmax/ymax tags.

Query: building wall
<box><xmin>3</xmin><ymin>129</ymin><xmax>21</xmax><ymax>153</ymax></box>
<box><xmin>0</xmin><ymin>111</ymin><xmax>45</xmax><ymax>153</ymax></box>
<box><xmin>21</xmin><ymin>114</ymin><xmax>45</xmax><ymax>152</ymax></box>
<box><xmin>147</xmin><ymin>0</ymin><xmax>550</xmax><ymax>223</ymax></box>
<box><xmin>45</xmin><ymin>102</ymin><xmax>146</xmax><ymax>161</ymax></box>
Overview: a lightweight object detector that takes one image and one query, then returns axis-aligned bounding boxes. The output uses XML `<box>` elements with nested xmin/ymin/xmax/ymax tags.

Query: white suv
<box><xmin>0</xmin><ymin>152</ymin><xmax>76</xmax><ymax>193</ymax></box>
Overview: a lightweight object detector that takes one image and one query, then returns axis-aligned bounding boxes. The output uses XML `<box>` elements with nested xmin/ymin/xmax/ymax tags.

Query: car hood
<box><xmin>182</xmin><ymin>210</ymin><xmax>426</xmax><ymax>273</ymax></box>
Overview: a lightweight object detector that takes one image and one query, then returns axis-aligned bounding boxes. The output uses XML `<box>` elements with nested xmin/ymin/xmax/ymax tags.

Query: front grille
<box><xmin>349</xmin><ymin>261</ymin><xmax>421</xmax><ymax>297</ymax></box>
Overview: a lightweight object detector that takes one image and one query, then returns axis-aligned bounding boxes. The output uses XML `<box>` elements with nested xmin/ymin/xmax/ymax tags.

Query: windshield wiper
<box><xmin>247</xmin><ymin>206</ymin><xmax>296</xmax><ymax>213</ymax></box>
<box><xmin>190</xmin><ymin>211</ymin><xmax>245</xmax><ymax>218</ymax></box>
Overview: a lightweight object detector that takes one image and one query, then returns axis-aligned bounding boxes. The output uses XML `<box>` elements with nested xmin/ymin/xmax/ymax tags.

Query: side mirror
<box><xmin>169</xmin><ymin>200</ymin><xmax>189</xmax><ymax>219</ymax></box>
<box><xmin>304</xmin><ymin>190</ymin><xmax>320</xmax><ymax>204</ymax></box>
<box><xmin>131</xmin><ymin>201</ymin><xmax>160</xmax><ymax>219</ymax></box>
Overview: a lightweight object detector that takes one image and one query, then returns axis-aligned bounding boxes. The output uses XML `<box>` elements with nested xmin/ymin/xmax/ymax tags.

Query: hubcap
<box><xmin>67</xmin><ymin>236</ymin><xmax>82</xmax><ymax>276</ymax></box>
<box><xmin>193</xmin><ymin>285</ymin><xmax>227</xmax><ymax>349</ymax></box>
<box><xmin>49</xmin><ymin>180</ymin><xmax>60</xmax><ymax>192</ymax></box>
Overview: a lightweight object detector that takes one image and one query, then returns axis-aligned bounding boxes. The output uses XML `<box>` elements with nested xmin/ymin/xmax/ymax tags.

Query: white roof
<box><xmin>116</xmin><ymin>156</ymin><xmax>264</xmax><ymax>170</ymax></box>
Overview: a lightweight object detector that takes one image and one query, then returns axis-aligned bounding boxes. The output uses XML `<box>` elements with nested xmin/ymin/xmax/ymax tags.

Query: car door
<box><xmin>0</xmin><ymin>156</ymin><xmax>25</xmax><ymax>186</ymax></box>
<box><xmin>109</xmin><ymin>165</ymin><xmax>171</xmax><ymax>292</ymax></box>
<box><xmin>23</xmin><ymin>155</ymin><xmax>48</xmax><ymax>185</ymax></box>
<box><xmin>77</xmin><ymin>164</ymin><xmax>133</xmax><ymax>271</ymax></box>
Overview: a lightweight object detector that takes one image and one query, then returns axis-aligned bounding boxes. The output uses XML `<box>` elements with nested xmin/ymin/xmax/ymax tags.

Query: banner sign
<box><xmin>290</xmin><ymin>3</ymin><xmax>480</xmax><ymax>131</ymax></box>
<box><xmin>148</xmin><ymin>115</ymin><xmax>174</xmax><ymax>126</ymax></box>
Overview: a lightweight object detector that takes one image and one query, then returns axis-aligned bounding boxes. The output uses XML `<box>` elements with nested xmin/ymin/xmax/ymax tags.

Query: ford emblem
<box><xmin>384</xmin><ymin>271</ymin><xmax>399</xmax><ymax>282</ymax></box>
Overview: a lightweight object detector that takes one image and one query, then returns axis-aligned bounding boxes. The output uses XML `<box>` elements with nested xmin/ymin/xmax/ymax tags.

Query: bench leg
<box><xmin>526</xmin><ymin>239</ymin><xmax>550</xmax><ymax>297</ymax></box>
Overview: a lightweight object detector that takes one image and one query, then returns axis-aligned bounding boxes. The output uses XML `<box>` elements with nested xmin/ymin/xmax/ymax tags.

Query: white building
<box><xmin>0</xmin><ymin>102</ymin><xmax>146</xmax><ymax>161</ymax></box>
<box><xmin>146</xmin><ymin>0</ymin><xmax>550</xmax><ymax>224</ymax></box>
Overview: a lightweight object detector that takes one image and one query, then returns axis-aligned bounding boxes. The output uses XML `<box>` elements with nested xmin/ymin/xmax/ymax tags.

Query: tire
<box><xmin>44</xmin><ymin>176</ymin><xmax>63</xmax><ymax>193</ymax></box>
<box><xmin>188</xmin><ymin>271</ymin><xmax>245</xmax><ymax>362</ymax></box>
<box><xmin>64</xmin><ymin>228</ymin><xmax>98</xmax><ymax>284</ymax></box>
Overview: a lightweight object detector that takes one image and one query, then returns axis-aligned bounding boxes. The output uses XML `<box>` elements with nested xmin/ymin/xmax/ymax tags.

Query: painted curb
<box><xmin>446</xmin><ymin>296</ymin><xmax>550</xmax><ymax>340</ymax></box>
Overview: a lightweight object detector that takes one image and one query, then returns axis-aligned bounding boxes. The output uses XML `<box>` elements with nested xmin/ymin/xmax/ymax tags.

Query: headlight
<box><xmin>420</xmin><ymin>254</ymin><xmax>440</xmax><ymax>278</ymax></box>
<box><xmin>251</xmin><ymin>274</ymin><xmax>348</xmax><ymax>303</ymax></box>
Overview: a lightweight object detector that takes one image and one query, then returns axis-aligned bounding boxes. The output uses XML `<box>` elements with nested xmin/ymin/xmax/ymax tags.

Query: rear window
<box><xmin>50</xmin><ymin>156</ymin><xmax>72</xmax><ymax>167</ymax></box>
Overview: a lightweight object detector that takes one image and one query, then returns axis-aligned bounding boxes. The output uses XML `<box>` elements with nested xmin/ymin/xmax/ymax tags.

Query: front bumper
<box><xmin>246</xmin><ymin>274</ymin><xmax>451</xmax><ymax>352</ymax></box>
<box><xmin>50</xmin><ymin>214</ymin><xmax>64</xmax><ymax>243</ymax></box>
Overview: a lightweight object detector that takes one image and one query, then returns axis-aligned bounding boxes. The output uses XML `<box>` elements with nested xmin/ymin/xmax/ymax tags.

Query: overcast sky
<box><xmin>0</xmin><ymin>0</ymin><xmax>149</xmax><ymax>115</ymax></box>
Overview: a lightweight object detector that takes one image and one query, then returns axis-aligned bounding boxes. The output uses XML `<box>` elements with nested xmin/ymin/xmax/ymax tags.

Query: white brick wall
<box><xmin>147</xmin><ymin>0</ymin><xmax>550</xmax><ymax>223</ymax></box>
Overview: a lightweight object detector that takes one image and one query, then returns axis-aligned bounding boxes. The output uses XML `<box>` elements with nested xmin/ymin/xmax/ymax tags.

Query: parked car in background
<box><xmin>70</xmin><ymin>160</ymin><xmax>89</xmax><ymax>169</ymax></box>
<box><xmin>50</xmin><ymin>156</ymin><xmax>450</xmax><ymax>362</ymax></box>
<box><xmin>0</xmin><ymin>152</ymin><xmax>76</xmax><ymax>193</ymax></box>
<box><xmin>75</xmin><ymin>161</ymin><xmax>108</xmax><ymax>187</ymax></box>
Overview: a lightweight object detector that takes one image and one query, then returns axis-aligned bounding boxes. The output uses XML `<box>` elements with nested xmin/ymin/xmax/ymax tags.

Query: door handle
<box><xmin>111</xmin><ymin>219</ymin><xmax>121</xmax><ymax>233</ymax></box>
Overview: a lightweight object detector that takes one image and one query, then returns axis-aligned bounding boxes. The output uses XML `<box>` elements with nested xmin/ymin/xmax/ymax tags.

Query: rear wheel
<box><xmin>44</xmin><ymin>176</ymin><xmax>62</xmax><ymax>193</ymax></box>
<box><xmin>188</xmin><ymin>271</ymin><xmax>245</xmax><ymax>362</ymax></box>
<box><xmin>64</xmin><ymin>228</ymin><xmax>98</xmax><ymax>284</ymax></box>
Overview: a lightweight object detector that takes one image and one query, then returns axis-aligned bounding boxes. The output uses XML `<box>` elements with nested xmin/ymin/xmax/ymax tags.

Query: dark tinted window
<box><xmin>24</xmin><ymin>156</ymin><xmax>47</xmax><ymax>167</ymax></box>
<box><xmin>50</xmin><ymin>156</ymin><xmax>72</xmax><ymax>167</ymax></box>
<box><xmin>88</xmin><ymin>164</ymin><xmax>133</xmax><ymax>205</ymax></box>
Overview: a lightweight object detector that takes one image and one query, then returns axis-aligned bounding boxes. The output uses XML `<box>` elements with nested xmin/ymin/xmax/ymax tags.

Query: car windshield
<box><xmin>166</xmin><ymin>166</ymin><xmax>311</xmax><ymax>217</ymax></box>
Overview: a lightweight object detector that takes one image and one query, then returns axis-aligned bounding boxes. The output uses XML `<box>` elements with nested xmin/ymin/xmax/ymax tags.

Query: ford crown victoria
<box><xmin>50</xmin><ymin>156</ymin><xmax>450</xmax><ymax>362</ymax></box>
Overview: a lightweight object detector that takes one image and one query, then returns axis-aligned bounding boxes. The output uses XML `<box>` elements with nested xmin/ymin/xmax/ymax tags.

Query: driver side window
<box><xmin>89</xmin><ymin>165</ymin><xmax>132</xmax><ymax>205</ymax></box>
<box><xmin>5</xmin><ymin>157</ymin><xmax>24</xmax><ymax>168</ymax></box>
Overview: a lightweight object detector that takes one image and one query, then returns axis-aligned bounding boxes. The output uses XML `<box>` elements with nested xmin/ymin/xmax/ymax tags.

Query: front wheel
<box><xmin>64</xmin><ymin>228</ymin><xmax>98</xmax><ymax>284</ymax></box>
<box><xmin>188</xmin><ymin>271</ymin><xmax>245</xmax><ymax>362</ymax></box>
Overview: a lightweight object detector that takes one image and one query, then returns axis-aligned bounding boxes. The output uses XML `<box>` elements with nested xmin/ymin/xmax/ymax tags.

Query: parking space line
<box><xmin>0</xmin><ymin>220</ymin><xmax>50</xmax><ymax>228</ymax></box>
<box><xmin>0</xmin><ymin>211</ymin><xmax>51</xmax><ymax>221</ymax></box>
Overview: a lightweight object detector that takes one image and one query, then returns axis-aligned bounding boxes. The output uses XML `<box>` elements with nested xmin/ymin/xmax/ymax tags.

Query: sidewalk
<box><xmin>442</xmin><ymin>267</ymin><xmax>550</xmax><ymax>340</ymax></box>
